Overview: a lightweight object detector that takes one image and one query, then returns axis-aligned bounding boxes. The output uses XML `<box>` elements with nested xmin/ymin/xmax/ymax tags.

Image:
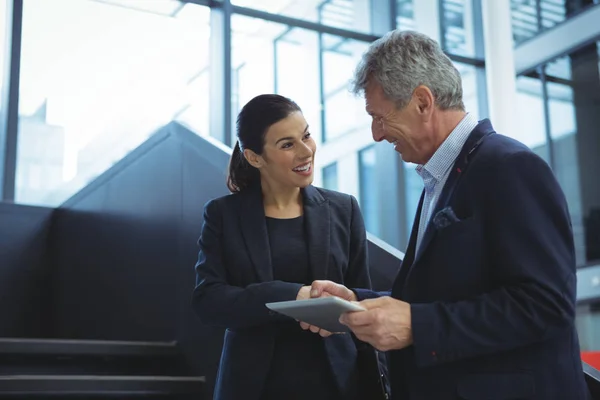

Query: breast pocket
<box><xmin>430</xmin><ymin>216</ymin><xmax>481</xmax><ymax>261</ymax></box>
<box><xmin>435</xmin><ymin>216</ymin><xmax>477</xmax><ymax>240</ymax></box>
<box><xmin>415</xmin><ymin>216</ymin><xmax>486</xmax><ymax>299</ymax></box>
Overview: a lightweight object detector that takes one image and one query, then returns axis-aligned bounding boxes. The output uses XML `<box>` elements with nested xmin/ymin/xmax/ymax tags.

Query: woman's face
<box><xmin>250</xmin><ymin>111</ymin><xmax>317</xmax><ymax>191</ymax></box>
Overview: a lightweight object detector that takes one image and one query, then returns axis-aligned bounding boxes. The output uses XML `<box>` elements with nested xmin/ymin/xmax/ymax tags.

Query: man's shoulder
<box><xmin>481</xmin><ymin>133</ymin><xmax>532</xmax><ymax>158</ymax></box>
<box><xmin>475</xmin><ymin>133</ymin><xmax>546</xmax><ymax>170</ymax></box>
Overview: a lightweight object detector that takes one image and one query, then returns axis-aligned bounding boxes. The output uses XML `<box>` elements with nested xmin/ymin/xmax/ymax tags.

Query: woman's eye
<box><xmin>304</xmin><ymin>133</ymin><xmax>311</xmax><ymax>139</ymax></box>
<box><xmin>281</xmin><ymin>142</ymin><xmax>292</xmax><ymax>149</ymax></box>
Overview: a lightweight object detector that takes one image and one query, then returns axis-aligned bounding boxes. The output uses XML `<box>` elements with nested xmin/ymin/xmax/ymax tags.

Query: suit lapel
<box><xmin>410</xmin><ymin>119</ymin><xmax>495</xmax><ymax>268</ymax></box>
<box><xmin>392</xmin><ymin>190</ymin><xmax>424</xmax><ymax>296</ymax></box>
<box><xmin>238</xmin><ymin>185</ymin><xmax>273</xmax><ymax>282</ymax></box>
<box><xmin>302</xmin><ymin>186</ymin><xmax>330</xmax><ymax>281</ymax></box>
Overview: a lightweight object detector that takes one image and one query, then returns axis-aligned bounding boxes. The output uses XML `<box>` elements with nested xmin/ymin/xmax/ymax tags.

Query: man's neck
<box><xmin>421</xmin><ymin>110</ymin><xmax>468</xmax><ymax>164</ymax></box>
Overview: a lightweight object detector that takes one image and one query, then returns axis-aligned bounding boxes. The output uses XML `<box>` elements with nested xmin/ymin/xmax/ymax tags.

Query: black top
<box><xmin>261</xmin><ymin>216</ymin><xmax>340</xmax><ymax>400</ymax></box>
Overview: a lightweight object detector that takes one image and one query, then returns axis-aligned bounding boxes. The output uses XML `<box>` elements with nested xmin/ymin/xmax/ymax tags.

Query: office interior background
<box><xmin>1</xmin><ymin>0</ymin><xmax>600</xmax><ymax>397</ymax></box>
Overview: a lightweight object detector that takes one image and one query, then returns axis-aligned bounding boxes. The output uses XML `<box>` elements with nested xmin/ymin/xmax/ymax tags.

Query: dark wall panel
<box><xmin>51</xmin><ymin>137</ymin><xmax>184</xmax><ymax>341</ymax></box>
<box><xmin>0</xmin><ymin>203</ymin><xmax>53</xmax><ymax>337</ymax></box>
<box><xmin>48</xmin><ymin>124</ymin><xmax>231</xmax><ymax>398</ymax></box>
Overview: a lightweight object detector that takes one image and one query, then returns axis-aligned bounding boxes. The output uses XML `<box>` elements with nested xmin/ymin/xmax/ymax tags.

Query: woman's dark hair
<box><xmin>227</xmin><ymin>94</ymin><xmax>302</xmax><ymax>192</ymax></box>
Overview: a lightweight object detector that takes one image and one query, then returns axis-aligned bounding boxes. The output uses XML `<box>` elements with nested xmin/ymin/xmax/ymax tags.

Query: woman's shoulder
<box><xmin>203</xmin><ymin>192</ymin><xmax>242</xmax><ymax>213</ymax></box>
<box><xmin>311</xmin><ymin>187</ymin><xmax>358</xmax><ymax>209</ymax></box>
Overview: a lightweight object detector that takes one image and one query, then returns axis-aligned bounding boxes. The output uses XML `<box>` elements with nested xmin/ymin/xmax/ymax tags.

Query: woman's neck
<box><xmin>261</xmin><ymin>181</ymin><xmax>303</xmax><ymax>218</ymax></box>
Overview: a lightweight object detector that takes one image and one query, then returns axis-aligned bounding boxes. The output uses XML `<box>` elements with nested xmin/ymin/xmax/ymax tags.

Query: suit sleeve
<box><xmin>192</xmin><ymin>199</ymin><xmax>303</xmax><ymax>329</ymax></box>
<box><xmin>344</xmin><ymin>195</ymin><xmax>373</xmax><ymax>290</ymax></box>
<box><xmin>345</xmin><ymin>195</ymin><xmax>389</xmax><ymax>299</ymax></box>
<box><xmin>410</xmin><ymin>151</ymin><xmax>577</xmax><ymax>368</ymax></box>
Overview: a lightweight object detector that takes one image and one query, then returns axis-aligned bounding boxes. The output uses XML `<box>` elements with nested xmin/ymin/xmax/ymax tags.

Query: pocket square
<box><xmin>432</xmin><ymin>206</ymin><xmax>460</xmax><ymax>230</ymax></box>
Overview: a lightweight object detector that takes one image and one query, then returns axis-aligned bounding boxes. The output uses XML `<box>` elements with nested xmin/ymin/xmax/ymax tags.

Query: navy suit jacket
<box><xmin>192</xmin><ymin>185</ymin><xmax>372</xmax><ymax>400</ymax></box>
<box><xmin>355</xmin><ymin>119</ymin><xmax>590</xmax><ymax>400</ymax></box>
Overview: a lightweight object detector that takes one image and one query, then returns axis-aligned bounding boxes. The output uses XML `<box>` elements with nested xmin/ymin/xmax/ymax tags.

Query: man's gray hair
<box><xmin>352</xmin><ymin>30</ymin><xmax>465</xmax><ymax>111</ymax></box>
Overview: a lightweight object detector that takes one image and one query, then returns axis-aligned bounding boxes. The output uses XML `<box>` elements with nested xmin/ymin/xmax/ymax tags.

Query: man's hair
<box><xmin>351</xmin><ymin>30</ymin><xmax>465</xmax><ymax>111</ymax></box>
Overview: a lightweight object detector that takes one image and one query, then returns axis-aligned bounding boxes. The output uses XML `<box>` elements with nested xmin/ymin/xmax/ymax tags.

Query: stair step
<box><xmin>0</xmin><ymin>338</ymin><xmax>189</xmax><ymax>377</ymax></box>
<box><xmin>0</xmin><ymin>338</ymin><xmax>178</xmax><ymax>357</ymax></box>
<box><xmin>0</xmin><ymin>375</ymin><xmax>204</xmax><ymax>395</ymax></box>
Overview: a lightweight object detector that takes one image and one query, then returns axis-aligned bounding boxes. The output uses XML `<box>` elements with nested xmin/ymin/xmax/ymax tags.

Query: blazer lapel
<box><xmin>411</xmin><ymin>119</ymin><xmax>495</xmax><ymax>268</ymax></box>
<box><xmin>392</xmin><ymin>189</ymin><xmax>424</xmax><ymax>296</ymax></box>
<box><xmin>302</xmin><ymin>186</ymin><xmax>330</xmax><ymax>281</ymax></box>
<box><xmin>238</xmin><ymin>185</ymin><xmax>273</xmax><ymax>282</ymax></box>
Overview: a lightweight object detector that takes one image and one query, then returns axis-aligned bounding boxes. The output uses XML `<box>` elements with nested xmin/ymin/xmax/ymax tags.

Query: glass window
<box><xmin>540</xmin><ymin>0</ymin><xmax>566</xmax><ymax>30</ymax></box>
<box><xmin>513</xmin><ymin>75</ymin><xmax>549</xmax><ymax>162</ymax></box>
<box><xmin>232</xmin><ymin>16</ymin><xmax>371</xmax><ymax>145</ymax></box>
<box><xmin>232</xmin><ymin>0</ymin><xmax>375</xmax><ymax>34</ymax></box>
<box><xmin>322</xmin><ymin>35</ymin><xmax>370</xmax><ymax>142</ymax></box>
<box><xmin>557</xmin><ymin>45</ymin><xmax>600</xmax><ymax>266</ymax></box>
<box><xmin>442</xmin><ymin>0</ymin><xmax>476</xmax><ymax>57</ymax></box>
<box><xmin>546</xmin><ymin>78</ymin><xmax>586</xmax><ymax>266</ymax></box>
<box><xmin>0</xmin><ymin>0</ymin><xmax>7</xmax><ymax>112</ymax></box>
<box><xmin>16</xmin><ymin>0</ymin><xmax>210</xmax><ymax>206</ymax></box>
<box><xmin>359</xmin><ymin>145</ymin><xmax>379</xmax><ymax>236</ymax></box>
<box><xmin>232</xmin><ymin>16</ymin><xmax>322</xmax><ymax>142</ymax></box>
<box><xmin>511</xmin><ymin>0</ymin><xmax>541</xmax><ymax>45</ymax></box>
<box><xmin>456</xmin><ymin>62</ymin><xmax>482</xmax><ymax>119</ymax></box>
<box><xmin>322</xmin><ymin>162</ymin><xmax>338</xmax><ymax>191</ymax></box>
<box><xmin>396</xmin><ymin>0</ymin><xmax>415</xmax><ymax>30</ymax></box>
<box><xmin>511</xmin><ymin>0</ymin><xmax>567</xmax><ymax>45</ymax></box>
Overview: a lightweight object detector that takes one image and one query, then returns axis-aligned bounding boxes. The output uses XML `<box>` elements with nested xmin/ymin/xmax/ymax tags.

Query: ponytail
<box><xmin>226</xmin><ymin>141</ymin><xmax>260</xmax><ymax>193</ymax></box>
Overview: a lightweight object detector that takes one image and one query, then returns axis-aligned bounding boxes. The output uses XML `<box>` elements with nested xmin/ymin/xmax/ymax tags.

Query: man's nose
<box><xmin>371</xmin><ymin>121</ymin><xmax>385</xmax><ymax>142</ymax></box>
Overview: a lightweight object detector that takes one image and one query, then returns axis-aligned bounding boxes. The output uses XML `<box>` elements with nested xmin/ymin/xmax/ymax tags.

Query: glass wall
<box><xmin>232</xmin><ymin>0</ymin><xmax>376</xmax><ymax>34</ymax></box>
<box><xmin>231</xmin><ymin>15</ymin><xmax>370</xmax><ymax>145</ymax></box>
<box><xmin>0</xmin><ymin>0</ymin><xmax>6</xmax><ymax>113</ymax></box>
<box><xmin>15</xmin><ymin>0</ymin><xmax>210</xmax><ymax>206</ymax></box>
<box><xmin>322</xmin><ymin>162</ymin><xmax>338</xmax><ymax>191</ymax></box>
<box><xmin>442</xmin><ymin>0</ymin><xmax>477</xmax><ymax>57</ymax></box>
<box><xmin>396</xmin><ymin>0</ymin><xmax>415</xmax><ymax>30</ymax></box>
<box><xmin>510</xmin><ymin>0</ymin><xmax>599</xmax><ymax>45</ymax></box>
<box><xmin>358</xmin><ymin>145</ymin><xmax>379</xmax><ymax>235</ymax></box>
<box><xmin>517</xmin><ymin>42</ymin><xmax>600</xmax><ymax>268</ymax></box>
<box><xmin>2</xmin><ymin>0</ymin><xmax>487</xmax><ymax>252</ymax></box>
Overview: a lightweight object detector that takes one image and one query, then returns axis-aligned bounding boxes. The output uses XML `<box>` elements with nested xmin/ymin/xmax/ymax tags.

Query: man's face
<box><xmin>365</xmin><ymin>82</ymin><xmax>432</xmax><ymax>164</ymax></box>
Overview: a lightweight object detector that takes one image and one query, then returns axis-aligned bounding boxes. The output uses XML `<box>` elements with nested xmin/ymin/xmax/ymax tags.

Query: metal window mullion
<box><xmin>1</xmin><ymin>0</ymin><xmax>23</xmax><ymax>202</ymax></box>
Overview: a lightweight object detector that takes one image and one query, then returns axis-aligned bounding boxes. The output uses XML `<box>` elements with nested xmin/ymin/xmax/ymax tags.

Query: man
<box><xmin>304</xmin><ymin>30</ymin><xmax>590</xmax><ymax>399</ymax></box>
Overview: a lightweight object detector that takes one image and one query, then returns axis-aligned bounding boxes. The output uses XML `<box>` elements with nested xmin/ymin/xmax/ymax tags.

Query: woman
<box><xmin>192</xmin><ymin>94</ymin><xmax>375</xmax><ymax>400</ymax></box>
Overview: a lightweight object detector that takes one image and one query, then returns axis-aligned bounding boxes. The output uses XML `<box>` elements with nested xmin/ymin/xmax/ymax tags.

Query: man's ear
<box><xmin>243</xmin><ymin>149</ymin><xmax>263</xmax><ymax>168</ymax></box>
<box><xmin>413</xmin><ymin>85</ymin><xmax>434</xmax><ymax>115</ymax></box>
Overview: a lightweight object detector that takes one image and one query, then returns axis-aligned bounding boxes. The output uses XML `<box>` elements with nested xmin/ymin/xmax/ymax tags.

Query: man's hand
<box><xmin>309</xmin><ymin>280</ymin><xmax>357</xmax><ymax>302</ymax></box>
<box><xmin>340</xmin><ymin>296</ymin><xmax>413</xmax><ymax>351</ymax></box>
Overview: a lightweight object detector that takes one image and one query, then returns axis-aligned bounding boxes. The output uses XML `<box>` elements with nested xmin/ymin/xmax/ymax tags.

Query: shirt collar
<box><xmin>416</xmin><ymin>113</ymin><xmax>478</xmax><ymax>182</ymax></box>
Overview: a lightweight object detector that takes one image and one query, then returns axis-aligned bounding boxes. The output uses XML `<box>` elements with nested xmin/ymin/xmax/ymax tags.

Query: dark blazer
<box><xmin>192</xmin><ymin>185</ymin><xmax>372</xmax><ymax>400</ymax></box>
<box><xmin>355</xmin><ymin>119</ymin><xmax>590</xmax><ymax>399</ymax></box>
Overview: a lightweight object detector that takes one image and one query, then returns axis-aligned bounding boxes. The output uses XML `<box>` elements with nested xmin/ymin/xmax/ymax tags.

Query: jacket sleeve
<box><xmin>345</xmin><ymin>195</ymin><xmax>391</xmax><ymax>300</ymax></box>
<box><xmin>191</xmin><ymin>199</ymin><xmax>303</xmax><ymax>329</ymax></box>
<box><xmin>344</xmin><ymin>195</ymin><xmax>373</xmax><ymax>290</ymax></box>
<box><xmin>410</xmin><ymin>151</ymin><xmax>577</xmax><ymax>368</ymax></box>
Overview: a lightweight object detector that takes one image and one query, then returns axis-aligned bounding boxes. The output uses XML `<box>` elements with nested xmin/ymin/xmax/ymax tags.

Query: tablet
<box><xmin>266</xmin><ymin>297</ymin><xmax>365</xmax><ymax>333</ymax></box>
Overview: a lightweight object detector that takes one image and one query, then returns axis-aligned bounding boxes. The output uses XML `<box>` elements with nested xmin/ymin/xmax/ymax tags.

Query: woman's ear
<box><xmin>244</xmin><ymin>149</ymin><xmax>263</xmax><ymax>168</ymax></box>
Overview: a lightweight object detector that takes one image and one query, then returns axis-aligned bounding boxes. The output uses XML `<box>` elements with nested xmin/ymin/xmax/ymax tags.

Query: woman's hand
<box><xmin>296</xmin><ymin>285</ymin><xmax>312</xmax><ymax>300</ymax></box>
